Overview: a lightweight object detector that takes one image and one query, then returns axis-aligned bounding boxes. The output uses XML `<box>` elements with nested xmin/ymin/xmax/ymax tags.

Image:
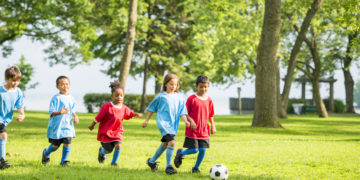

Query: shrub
<box><xmin>83</xmin><ymin>93</ymin><xmax>156</xmax><ymax>113</ymax></box>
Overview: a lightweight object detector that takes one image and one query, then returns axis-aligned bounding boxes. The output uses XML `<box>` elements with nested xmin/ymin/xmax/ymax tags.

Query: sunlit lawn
<box><xmin>1</xmin><ymin>111</ymin><xmax>360</xmax><ymax>179</ymax></box>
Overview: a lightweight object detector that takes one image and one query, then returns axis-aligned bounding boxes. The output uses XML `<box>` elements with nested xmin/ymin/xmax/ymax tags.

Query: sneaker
<box><xmin>60</xmin><ymin>161</ymin><xmax>70</xmax><ymax>166</ymax></box>
<box><xmin>42</xmin><ymin>148</ymin><xmax>50</xmax><ymax>165</ymax></box>
<box><xmin>111</xmin><ymin>163</ymin><xmax>118</xmax><ymax>166</ymax></box>
<box><xmin>192</xmin><ymin>168</ymin><xmax>200</xmax><ymax>173</ymax></box>
<box><xmin>165</xmin><ymin>165</ymin><xmax>177</xmax><ymax>175</ymax></box>
<box><xmin>98</xmin><ymin>147</ymin><xmax>106</xmax><ymax>163</ymax></box>
<box><xmin>0</xmin><ymin>158</ymin><xmax>10</xmax><ymax>169</ymax></box>
<box><xmin>146</xmin><ymin>158</ymin><xmax>159</xmax><ymax>172</ymax></box>
<box><xmin>174</xmin><ymin>148</ymin><xmax>183</xmax><ymax>168</ymax></box>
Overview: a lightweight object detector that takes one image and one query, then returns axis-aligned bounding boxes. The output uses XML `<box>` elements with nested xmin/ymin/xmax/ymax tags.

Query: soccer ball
<box><xmin>209</xmin><ymin>164</ymin><xmax>229</xmax><ymax>180</ymax></box>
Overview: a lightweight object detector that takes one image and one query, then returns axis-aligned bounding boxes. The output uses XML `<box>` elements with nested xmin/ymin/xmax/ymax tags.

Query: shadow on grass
<box><xmin>1</xmin><ymin>161</ymin><xmax>281</xmax><ymax>180</ymax></box>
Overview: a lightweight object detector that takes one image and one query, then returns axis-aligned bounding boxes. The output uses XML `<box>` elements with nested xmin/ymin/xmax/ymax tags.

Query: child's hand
<box><xmin>190</xmin><ymin>121</ymin><xmax>197</xmax><ymax>130</ymax></box>
<box><xmin>211</xmin><ymin>126</ymin><xmax>216</xmax><ymax>134</ymax></box>
<box><xmin>185</xmin><ymin>120</ymin><xmax>190</xmax><ymax>128</ymax></box>
<box><xmin>73</xmin><ymin>115</ymin><xmax>79</xmax><ymax>124</ymax></box>
<box><xmin>88</xmin><ymin>124</ymin><xmax>94</xmax><ymax>131</ymax></box>
<box><xmin>16</xmin><ymin>115</ymin><xmax>25</xmax><ymax>122</ymax></box>
<box><xmin>136</xmin><ymin>113</ymin><xmax>143</xmax><ymax>118</ymax></box>
<box><xmin>142</xmin><ymin>120</ymin><xmax>149</xmax><ymax>128</ymax></box>
<box><xmin>60</xmin><ymin>108</ymin><xmax>69</xmax><ymax>114</ymax></box>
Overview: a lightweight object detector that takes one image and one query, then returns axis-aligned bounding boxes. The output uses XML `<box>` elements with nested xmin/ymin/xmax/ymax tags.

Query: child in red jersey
<box><xmin>88</xmin><ymin>80</ymin><xmax>142</xmax><ymax>166</ymax></box>
<box><xmin>174</xmin><ymin>75</ymin><xmax>216</xmax><ymax>173</ymax></box>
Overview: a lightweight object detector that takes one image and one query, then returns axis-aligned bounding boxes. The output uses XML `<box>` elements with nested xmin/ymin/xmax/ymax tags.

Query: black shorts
<box><xmin>183</xmin><ymin>137</ymin><xmax>209</xmax><ymax>149</ymax></box>
<box><xmin>161</xmin><ymin>134</ymin><xmax>175</xmax><ymax>143</ymax></box>
<box><xmin>48</xmin><ymin>137</ymin><xmax>72</xmax><ymax>146</ymax></box>
<box><xmin>101</xmin><ymin>141</ymin><xmax>121</xmax><ymax>153</ymax></box>
<box><xmin>0</xmin><ymin>123</ymin><xmax>6</xmax><ymax>133</ymax></box>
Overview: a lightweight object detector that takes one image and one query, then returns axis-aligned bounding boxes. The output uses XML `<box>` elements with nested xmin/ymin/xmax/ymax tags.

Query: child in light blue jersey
<box><xmin>41</xmin><ymin>76</ymin><xmax>79</xmax><ymax>166</ymax></box>
<box><xmin>142</xmin><ymin>74</ymin><xmax>196</xmax><ymax>175</ymax></box>
<box><xmin>0</xmin><ymin>66</ymin><xmax>25</xmax><ymax>169</ymax></box>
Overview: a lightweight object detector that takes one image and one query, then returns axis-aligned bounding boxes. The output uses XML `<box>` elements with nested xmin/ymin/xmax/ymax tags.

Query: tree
<box><xmin>119</xmin><ymin>0</ymin><xmax>138</xmax><ymax>90</ymax></box>
<box><xmin>279</xmin><ymin>0</ymin><xmax>323</xmax><ymax>118</ymax></box>
<box><xmin>16</xmin><ymin>55</ymin><xmax>38</xmax><ymax>93</ymax></box>
<box><xmin>252</xmin><ymin>0</ymin><xmax>282</xmax><ymax>128</ymax></box>
<box><xmin>354</xmin><ymin>81</ymin><xmax>360</xmax><ymax>107</ymax></box>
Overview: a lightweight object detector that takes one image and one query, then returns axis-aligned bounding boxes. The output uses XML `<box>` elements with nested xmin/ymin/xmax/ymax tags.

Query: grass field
<box><xmin>1</xmin><ymin>111</ymin><xmax>360</xmax><ymax>180</ymax></box>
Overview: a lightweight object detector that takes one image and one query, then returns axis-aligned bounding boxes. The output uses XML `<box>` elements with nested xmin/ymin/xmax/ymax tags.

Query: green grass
<box><xmin>1</xmin><ymin>111</ymin><xmax>360</xmax><ymax>179</ymax></box>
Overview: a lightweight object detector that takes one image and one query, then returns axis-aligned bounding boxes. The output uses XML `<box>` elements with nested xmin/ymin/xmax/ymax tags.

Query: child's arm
<box><xmin>133</xmin><ymin>112</ymin><xmax>143</xmax><ymax>118</ymax></box>
<box><xmin>16</xmin><ymin>108</ymin><xmax>25</xmax><ymax>122</ymax></box>
<box><xmin>72</xmin><ymin>113</ymin><xmax>79</xmax><ymax>124</ymax></box>
<box><xmin>142</xmin><ymin>111</ymin><xmax>153</xmax><ymax>128</ymax></box>
<box><xmin>186</xmin><ymin>115</ymin><xmax>197</xmax><ymax>130</ymax></box>
<box><xmin>181</xmin><ymin>115</ymin><xmax>190</xmax><ymax>128</ymax></box>
<box><xmin>209</xmin><ymin>117</ymin><xmax>216</xmax><ymax>134</ymax></box>
<box><xmin>88</xmin><ymin>120</ymin><xmax>97</xmax><ymax>131</ymax></box>
<box><xmin>51</xmin><ymin>107</ymin><xmax>69</xmax><ymax>117</ymax></box>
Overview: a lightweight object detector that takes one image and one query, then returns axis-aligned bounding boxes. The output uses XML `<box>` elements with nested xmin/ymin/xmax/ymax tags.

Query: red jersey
<box><xmin>185</xmin><ymin>94</ymin><xmax>214</xmax><ymax>139</ymax></box>
<box><xmin>95</xmin><ymin>102</ymin><xmax>134</xmax><ymax>142</ymax></box>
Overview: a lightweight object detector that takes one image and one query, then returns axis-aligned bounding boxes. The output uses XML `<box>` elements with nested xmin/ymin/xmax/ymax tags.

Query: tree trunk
<box><xmin>342</xmin><ymin>33</ymin><xmax>357</xmax><ymax>113</ymax></box>
<box><xmin>277</xmin><ymin>57</ymin><xmax>282</xmax><ymax>117</ymax></box>
<box><xmin>279</xmin><ymin>0</ymin><xmax>323</xmax><ymax>118</ymax></box>
<box><xmin>118</xmin><ymin>0</ymin><xmax>138</xmax><ymax>90</ymax></box>
<box><xmin>140</xmin><ymin>54</ymin><xmax>149</xmax><ymax>112</ymax></box>
<box><xmin>252</xmin><ymin>0</ymin><xmax>282</xmax><ymax>128</ymax></box>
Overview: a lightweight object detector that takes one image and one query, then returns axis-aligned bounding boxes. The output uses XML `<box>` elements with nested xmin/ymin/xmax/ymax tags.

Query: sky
<box><xmin>0</xmin><ymin>37</ymin><xmax>359</xmax><ymax>115</ymax></box>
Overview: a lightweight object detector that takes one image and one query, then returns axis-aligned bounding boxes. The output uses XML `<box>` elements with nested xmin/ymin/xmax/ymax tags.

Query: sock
<box><xmin>45</xmin><ymin>144</ymin><xmax>57</xmax><ymax>157</ymax></box>
<box><xmin>0</xmin><ymin>139</ymin><xmax>6</xmax><ymax>160</ymax></box>
<box><xmin>111</xmin><ymin>149</ymin><xmax>121</xmax><ymax>164</ymax></box>
<box><xmin>100</xmin><ymin>147</ymin><xmax>107</xmax><ymax>155</ymax></box>
<box><xmin>180</xmin><ymin>148</ymin><xmax>198</xmax><ymax>157</ymax></box>
<box><xmin>149</xmin><ymin>145</ymin><xmax>166</xmax><ymax>163</ymax></box>
<box><xmin>61</xmin><ymin>146</ymin><xmax>71</xmax><ymax>163</ymax></box>
<box><xmin>194</xmin><ymin>148</ymin><xmax>206</xmax><ymax>169</ymax></box>
<box><xmin>166</xmin><ymin>146</ymin><xmax>174</xmax><ymax>167</ymax></box>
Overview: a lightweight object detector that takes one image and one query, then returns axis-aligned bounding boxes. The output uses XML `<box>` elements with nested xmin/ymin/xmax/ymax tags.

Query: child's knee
<box><xmin>115</xmin><ymin>144</ymin><xmax>121</xmax><ymax>150</ymax></box>
<box><xmin>0</xmin><ymin>132</ymin><xmax>7</xmax><ymax>139</ymax></box>
<box><xmin>161</xmin><ymin>142</ymin><xmax>167</xmax><ymax>148</ymax></box>
<box><xmin>168</xmin><ymin>140</ymin><xmax>175</xmax><ymax>147</ymax></box>
<box><xmin>63</xmin><ymin>144</ymin><xmax>70</xmax><ymax>147</ymax></box>
<box><xmin>52</xmin><ymin>145</ymin><xmax>59</xmax><ymax>149</ymax></box>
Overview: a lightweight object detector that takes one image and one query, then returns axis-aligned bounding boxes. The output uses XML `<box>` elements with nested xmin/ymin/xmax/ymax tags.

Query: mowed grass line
<box><xmin>1</xmin><ymin>111</ymin><xmax>360</xmax><ymax>179</ymax></box>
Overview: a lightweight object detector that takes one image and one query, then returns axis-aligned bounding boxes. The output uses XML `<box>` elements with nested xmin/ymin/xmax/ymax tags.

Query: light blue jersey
<box><xmin>47</xmin><ymin>94</ymin><xmax>76</xmax><ymax>139</ymax></box>
<box><xmin>0</xmin><ymin>86</ymin><xmax>24</xmax><ymax>126</ymax></box>
<box><xmin>147</xmin><ymin>92</ymin><xmax>187</xmax><ymax>137</ymax></box>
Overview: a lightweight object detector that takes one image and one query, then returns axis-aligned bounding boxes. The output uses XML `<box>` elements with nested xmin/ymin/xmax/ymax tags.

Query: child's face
<box><xmin>165</xmin><ymin>78</ymin><xmax>178</xmax><ymax>93</ymax></box>
<box><xmin>5</xmin><ymin>78</ymin><xmax>20</xmax><ymax>89</ymax></box>
<box><xmin>196</xmin><ymin>82</ymin><xmax>209</xmax><ymax>96</ymax></box>
<box><xmin>111</xmin><ymin>88</ymin><xmax>124</xmax><ymax>105</ymax></box>
<box><xmin>56</xmin><ymin>78</ymin><xmax>70</xmax><ymax>94</ymax></box>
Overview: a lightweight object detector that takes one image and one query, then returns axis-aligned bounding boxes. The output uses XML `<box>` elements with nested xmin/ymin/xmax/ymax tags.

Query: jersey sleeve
<box><xmin>209</xmin><ymin>98</ymin><xmax>215</xmax><ymax>117</ymax></box>
<box><xmin>95</xmin><ymin>104</ymin><xmax>107</xmax><ymax>123</ymax></box>
<box><xmin>123</xmin><ymin>106</ymin><xmax>135</xmax><ymax>120</ymax></box>
<box><xmin>147</xmin><ymin>95</ymin><xmax>160</xmax><ymax>112</ymax></box>
<box><xmin>49</xmin><ymin>96</ymin><xmax>59</xmax><ymax>116</ymax></box>
<box><xmin>15</xmin><ymin>89</ymin><xmax>24</xmax><ymax>109</ymax></box>
<box><xmin>71</xmin><ymin>96</ymin><xmax>77</xmax><ymax>114</ymax></box>
<box><xmin>185</xmin><ymin>96</ymin><xmax>192</xmax><ymax>115</ymax></box>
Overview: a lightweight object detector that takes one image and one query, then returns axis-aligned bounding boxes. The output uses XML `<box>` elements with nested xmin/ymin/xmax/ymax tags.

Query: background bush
<box><xmin>83</xmin><ymin>93</ymin><xmax>156</xmax><ymax>113</ymax></box>
<box><xmin>287</xmin><ymin>98</ymin><xmax>346</xmax><ymax>114</ymax></box>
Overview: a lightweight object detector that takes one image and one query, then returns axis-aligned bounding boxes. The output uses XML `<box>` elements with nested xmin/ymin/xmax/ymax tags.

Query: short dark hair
<box><xmin>5</xmin><ymin>66</ymin><xmax>22</xmax><ymax>80</ymax></box>
<box><xmin>56</xmin><ymin>76</ymin><xmax>70</xmax><ymax>86</ymax></box>
<box><xmin>196</xmin><ymin>75</ymin><xmax>209</xmax><ymax>85</ymax></box>
<box><xmin>109</xmin><ymin>80</ymin><xmax>123</xmax><ymax>93</ymax></box>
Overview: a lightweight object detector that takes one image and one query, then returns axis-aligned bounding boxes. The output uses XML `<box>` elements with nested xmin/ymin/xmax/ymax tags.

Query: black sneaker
<box><xmin>0</xmin><ymin>158</ymin><xmax>10</xmax><ymax>169</ymax></box>
<box><xmin>174</xmin><ymin>148</ymin><xmax>183</xmax><ymax>168</ymax></box>
<box><xmin>98</xmin><ymin>147</ymin><xmax>106</xmax><ymax>163</ymax></box>
<box><xmin>192</xmin><ymin>168</ymin><xmax>200</xmax><ymax>173</ymax></box>
<box><xmin>42</xmin><ymin>148</ymin><xmax>50</xmax><ymax>165</ymax></box>
<box><xmin>146</xmin><ymin>158</ymin><xmax>159</xmax><ymax>172</ymax></box>
<box><xmin>60</xmin><ymin>161</ymin><xmax>70</xmax><ymax>166</ymax></box>
<box><xmin>111</xmin><ymin>162</ymin><xmax>118</xmax><ymax>166</ymax></box>
<box><xmin>165</xmin><ymin>165</ymin><xmax>177</xmax><ymax>175</ymax></box>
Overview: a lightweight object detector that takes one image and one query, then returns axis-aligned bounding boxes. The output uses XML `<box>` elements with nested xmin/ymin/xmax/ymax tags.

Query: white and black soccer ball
<box><xmin>209</xmin><ymin>164</ymin><xmax>229</xmax><ymax>180</ymax></box>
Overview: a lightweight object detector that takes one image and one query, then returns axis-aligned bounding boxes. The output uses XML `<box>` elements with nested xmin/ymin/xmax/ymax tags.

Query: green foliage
<box><xmin>334</xmin><ymin>99</ymin><xmax>346</xmax><ymax>113</ymax></box>
<box><xmin>2</xmin><ymin>112</ymin><xmax>360</xmax><ymax>179</ymax></box>
<box><xmin>15</xmin><ymin>55</ymin><xmax>38</xmax><ymax>92</ymax></box>
<box><xmin>83</xmin><ymin>93</ymin><xmax>156</xmax><ymax>113</ymax></box>
<box><xmin>287</xmin><ymin>98</ymin><xmax>346</xmax><ymax>114</ymax></box>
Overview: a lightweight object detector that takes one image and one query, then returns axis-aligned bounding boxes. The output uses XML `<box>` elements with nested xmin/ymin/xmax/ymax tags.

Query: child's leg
<box><xmin>44</xmin><ymin>144</ymin><xmax>58</xmax><ymax>157</ymax></box>
<box><xmin>0</xmin><ymin>132</ymin><xmax>7</xmax><ymax>160</ymax></box>
<box><xmin>166</xmin><ymin>140</ymin><xmax>175</xmax><ymax>167</ymax></box>
<box><xmin>193</xmin><ymin>148</ymin><xmax>206</xmax><ymax>169</ymax></box>
<box><xmin>61</xmin><ymin>144</ymin><xmax>71</xmax><ymax>163</ymax></box>
<box><xmin>111</xmin><ymin>143</ymin><xmax>121</xmax><ymax>165</ymax></box>
<box><xmin>180</xmin><ymin>148</ymin><xmax>199</xmax><ymax>157</ymax></box>
<box><xmin>149</xmin><ymin>142</ymin><xmax>167</xmax><ymax>163</ymax></box>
